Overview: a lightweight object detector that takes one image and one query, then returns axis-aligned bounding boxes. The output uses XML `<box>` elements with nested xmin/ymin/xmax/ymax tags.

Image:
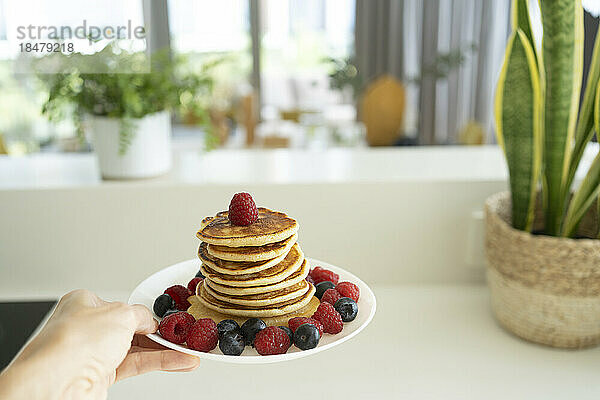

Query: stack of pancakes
<box><xmin>188</xmin><ymin>208</ymin><xmax>319</xmax><ymax>325</ymax></box>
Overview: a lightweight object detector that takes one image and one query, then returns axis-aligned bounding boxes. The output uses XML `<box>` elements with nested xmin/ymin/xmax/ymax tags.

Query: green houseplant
<box><xmin>325</xmin><ymin>55</ymin><xmax>362</xmax><ymax>102</ymax></box>
<box><xmin>38</xmin><ymin>45</ymin><xmax>214</xmax><ymax>179</ymax></box>
<box><xmin>486</xmin><ymin>0</ymin><xmax>600</xmax><ymax>348</ymax></box>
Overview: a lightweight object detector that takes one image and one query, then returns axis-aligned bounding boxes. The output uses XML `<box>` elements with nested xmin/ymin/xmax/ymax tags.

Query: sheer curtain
<box><xmin>355</xmin><ymin>0</ymin><xmax>510</xmax><ymax>144</ymax></box>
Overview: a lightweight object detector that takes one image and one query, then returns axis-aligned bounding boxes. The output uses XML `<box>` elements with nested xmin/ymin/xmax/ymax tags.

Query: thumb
<box><xmin>115</xmin><ymin>350</ymin><xmax>200</xmax><ymax>381</ymax></box>
<box><xmin>128</xmin><ymin>304</ymin><xmax>158</xmax><ymax>334</ymax></box>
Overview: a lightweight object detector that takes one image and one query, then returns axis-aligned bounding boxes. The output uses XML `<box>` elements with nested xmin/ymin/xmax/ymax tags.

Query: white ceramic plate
<box><xmin>128</xmin><ymin>258</ymin><xmax>376</xmax><ymax>364</ymax></box>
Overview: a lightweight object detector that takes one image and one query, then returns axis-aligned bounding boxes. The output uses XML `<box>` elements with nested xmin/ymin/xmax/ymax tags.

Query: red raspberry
<box><xmin>187</xmin><ymin>277</ymin><xmax>203</xmax><ymax>294</ymax></box>
<box><xmin>321</xmin><ymin>288</ymin><xmax>342</xmax><ymax>305</ymax></box>
<box><xmin>165</xmin><ymin>285</ymin><xmax>191</xmax><ymax>310</ymax></box>
<box><xmin>312</xmin><ymin>302</ymin><xmax>343</xmax><ymax>334</ymax></box>
<box><xmin>336</xmin><ymin>281</ymin><xmax>360</xmax><ymax>302</ymax></box>
<box><xmin>228</xmin><ymin>193</ymin><xmax>259</xmax><ymax>226</ymax></box>
<box><xmin>254</xmin><ymin>326</ymin><xmax>291</xmax><ymax>355</ymax></box>
<box><xmin>310</xmin><ymin>266</ymin><xmax>339</xmax><ymax>285</ymax></box>
<box><xmin>288</xmin><ymin>317</ymin><xmax>324</xmax><ymax>337</ymax></box>
<box><xmin>158</xmin><ymin>312</ymin><xmax>195</xmax><ymax>344</ymax></box>
<box><xmin>187</xmin><ymin>318</ymin><xmax>218</xmax><ymax>352</ymax></box>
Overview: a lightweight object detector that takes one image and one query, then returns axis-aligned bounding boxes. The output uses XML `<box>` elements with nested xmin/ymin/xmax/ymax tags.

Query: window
<box><xmin>260</xmin><ymin>0</ymin><xmax>355</xmax><ymax>112</ymax></box>
<box><xmin>0</xmin><ymin>0</ymin><xmax>146</xmax><ymax>153</ymax></box>
<box><xmin>169</xmin><ymin>0</ymin><xmax>249</xmax><ymax>54</ymax></box>
<box><xmin>167</xmin><ymin>0</ymin><xmax>355</xmax><ymax>118</ymax></box>
<box><xmin>168</xmin><ymin>0</ymin><xmax>252</xmax><ymax>119</ymax></box>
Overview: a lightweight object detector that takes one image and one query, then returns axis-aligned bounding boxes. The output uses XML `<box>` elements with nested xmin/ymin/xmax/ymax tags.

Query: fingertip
<box><xmin>169</xmin><ymin>365</ymin><xmax>200</xmax><ymax>373</ymax></box>
<box><xmin>186</xmin><ymin>355</ymin><xmax>201</xmax><ymax>369</ymax></box>
<box><xmin>130</xmin><ymin>304</ymin><xmax>157</xmax><ymax>334</ymax></box>
<box><xmin>150</xmin><ymin>317</ymin><xmax>159</xmax><ymax>332</ymax></box>
<box><xmin>165</xmin><ymin>352</ymin><xmax>201</xmax><ymax>371</ymax></box>
<box><xmin>116</xmin><ymin>350</ymin><xmax>201</xmax><ymax>382</ymax></box>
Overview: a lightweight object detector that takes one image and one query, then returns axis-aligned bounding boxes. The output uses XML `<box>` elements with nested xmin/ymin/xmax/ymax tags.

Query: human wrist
<box><xmin>1</xmin><ymin>355</ymin><xmax>99</xmax><ymax>400</ymax></box>
<box><xmin>0</xmin><ymin>357</ymin><xmax>57</xmax><ymax>400</ymax></box>
<box><xmin>0</xmin><ymin>327</ymin><xmax>90</xmax><ymax>400</ymax></box>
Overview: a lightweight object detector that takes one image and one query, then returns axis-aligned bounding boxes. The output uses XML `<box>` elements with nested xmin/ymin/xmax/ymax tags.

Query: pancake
<box><xmin>198</xmin><ymin>241</ymin><xmax>288</xmax><ymax>275</ymax></box>
<box><xmin>199</xmin><ymin>243</ymin><xmax>303</xmax><ymax>287</ymax></box>
<box><xmin>197</xmin><ymin>282</ymin><xmax>316</xmax><ymax>317</ymax></box>
<box><xmin>197</xmin><ymin>208</ymin><xmax>299</xmax><ymax>247</ymax></box>
<box><xmin>187</xmin><ymin>294</ymin><xmax>320</xmax><ymax>327</ymax></box>
<box><xmin>205</xmin><ymin>258</ymin><xmax>310</xmax><ymax>295</ymax></box>
<box><xmin>202</xmin><ymin>280</ymin><xmax>311</xmax><ymax>307</ymax></box>
<box><xmin>207</xmin><ymin>233</ymin><xmax>297</xmax><ymax>262</ymax></box>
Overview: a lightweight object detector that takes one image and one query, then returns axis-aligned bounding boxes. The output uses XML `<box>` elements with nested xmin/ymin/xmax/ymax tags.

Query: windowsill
<box><xmin>1</xmin><ymin>143</ymin><xmax>598</xmax><ymax>191</ymax></box>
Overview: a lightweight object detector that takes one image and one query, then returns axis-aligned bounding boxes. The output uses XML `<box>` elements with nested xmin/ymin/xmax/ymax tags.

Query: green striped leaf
<box><xmin>567</xmin><ymin>25</ymin><xmax>600</xmax><ymax>194</ymax></box>
<box><xmin>540</xmin><ymin>0</ymin><xmax>584</xmax><ymax>235</ymax></box>
<box><xmin>512</xmin><ymin>0</ymin><xmax>535</xmax><ymax>53</ymax></box>
<box><xmin>563</xmin><ymin>153</ymin><xmax>600</xmax><ymax>238</ymax></box>
<box><xmin>596</xmin><ymin>82</ymin><xmax>600</xmax><ymax>238</ymax></box>
<box><xmin>563</xmin><ymin>82</ymin><xmax>600</xmax><ymax>238</ymax></box>
<box><xmin>597</xmin><ymin>83</ymin><xmax>600</xmax><ymax>165</ymax></box>
<box><xmin>495</xmin><ymin>29</ymin><xmax>542</xmax><ymax>231</ymax></box>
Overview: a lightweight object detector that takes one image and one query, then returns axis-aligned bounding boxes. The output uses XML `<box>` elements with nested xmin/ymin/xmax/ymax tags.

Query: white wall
<box><xmin>0</xmin><ymin>179</ymin><xmax>505</xmax><ymax>297</ymax></box>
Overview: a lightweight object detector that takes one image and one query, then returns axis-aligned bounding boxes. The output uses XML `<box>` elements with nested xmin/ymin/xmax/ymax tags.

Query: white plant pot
<box><xmin>87</xmin><ymin>111</ymin><xmax>172</xmax><ymax>179</ymax></box>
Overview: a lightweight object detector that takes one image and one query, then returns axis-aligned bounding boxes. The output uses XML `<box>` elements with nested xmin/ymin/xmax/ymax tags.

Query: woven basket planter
<box><xmin>485</xmin><ymin>191</ymin><xmax>600</xmax><ymax>348</ymax></box>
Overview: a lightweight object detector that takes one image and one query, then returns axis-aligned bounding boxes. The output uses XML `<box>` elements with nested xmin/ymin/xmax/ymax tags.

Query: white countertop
<box><xmin>0</xmin><ymin>146</ymin><xmax>511</xmax><ymax>189</ymax></box>
<box><xmin>102</xmin><ymin>285</ymin><xmax>600</xmax><ymax>400</ymax></box>
<box><xmin>3</xmin><ymin>143</ymin><xmax>598</xmax><ymax>190</ymax></box>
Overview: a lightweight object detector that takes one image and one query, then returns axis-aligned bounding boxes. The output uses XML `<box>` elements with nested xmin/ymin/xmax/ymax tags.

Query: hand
<box><xmin>0</xmin><ymin>290</ymin><xmax>200</xmax><ymax>400</ymax></box>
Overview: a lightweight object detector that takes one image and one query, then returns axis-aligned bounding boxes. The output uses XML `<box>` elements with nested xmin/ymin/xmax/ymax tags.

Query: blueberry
<box><xmin>278</xmin><ymin>326</ymin><xmax>293</xmax><ymax>343</ymax></box>
<box><xmin>195</xmin><ymin>269</ymin><xmax>205</xmax><ymax>279</ymax></box>
<box><xmin>153</xmin><ymin>294</ymin><xmax>176</xmax><ymax>318</ymax></box>
<box><xmin>240</xmin><ymin>318</ymin><xmax>266</xmax><ymax>346</ymax></box>
<box><xmin>217</xmin><ymin>319</ymin><xmax>241</xmax><ymax>338</ymax></box>
<box><xmin>315</xmin><ymin>281</ymin><xmax>335</xmax><ymax>300</ymax></box>
<box><xmin>293</xmin><ymin>323</ymin><xmax>320</xmax><ymax>350</ymax></box>
<box><xmin>219</xmin><ymin>331</ymin><xmax>245</xmax><ymax>356</ymax></box>
<box><xmin>334</xmin><ymin>297</ymin><xmax>358</xmax><ymax>322</ymax></box>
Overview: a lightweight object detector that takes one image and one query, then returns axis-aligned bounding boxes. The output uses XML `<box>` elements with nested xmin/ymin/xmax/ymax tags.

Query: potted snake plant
<box><xmin>488</xmin><ymin>0</ymin><xmax>600</xmax><ymax>348</ymax></box>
